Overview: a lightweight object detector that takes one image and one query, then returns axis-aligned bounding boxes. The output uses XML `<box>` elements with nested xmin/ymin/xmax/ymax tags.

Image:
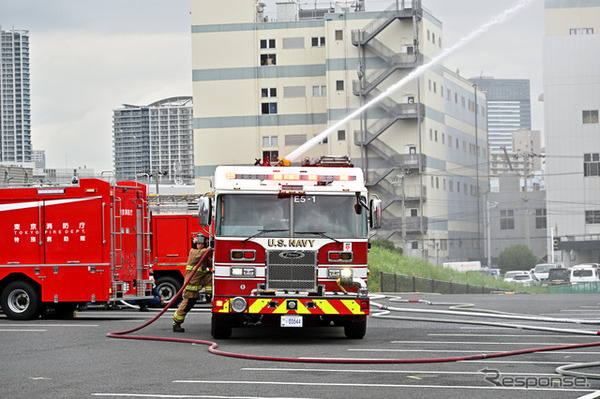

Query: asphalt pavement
<box><xmin>1</xmin><ymin>293</ymin><xmax>600</xmax><ymax>399</ymax></box>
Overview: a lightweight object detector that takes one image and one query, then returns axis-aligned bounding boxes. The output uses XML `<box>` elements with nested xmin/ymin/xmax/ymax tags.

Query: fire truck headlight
<box><xmin>231</xmin><ymin>267</ymin><xmax>256</xmax><ymax>277</ymax></box>
<box><xmin>231</xmin><ymin>297</ymin><xmax>247</xmax><ymax>313</ymax></box>
<box><xmin>340</xmin><ymin>268</ymin><xmax>353</xmax><ymax>286</ymax></box>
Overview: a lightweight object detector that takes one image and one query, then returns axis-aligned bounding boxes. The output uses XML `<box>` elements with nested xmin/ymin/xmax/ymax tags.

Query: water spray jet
<box><xmin>284</xmin><ymin>0</ymin><xmax>537</xmax><ymax>162</ymax></box>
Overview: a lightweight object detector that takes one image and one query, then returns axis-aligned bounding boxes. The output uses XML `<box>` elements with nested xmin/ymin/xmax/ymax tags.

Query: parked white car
<box><xmin>570</xmin><ymin>266</ymin><xmax>600</xmax><ymax>284</ymax></box>
<box><xmin>504</xmin><ymin>270</ymin><xmax>531</xmax><ymax>283</ymax></box>
<box><xmin>511</xmin><ymin>273</ymin><xmax>536</xmax><ymax>286</ymax></box>
<box><xmin>532</xmin><ymin>263</ymin><xmax>560</xmax><ymax>282</ymax></box>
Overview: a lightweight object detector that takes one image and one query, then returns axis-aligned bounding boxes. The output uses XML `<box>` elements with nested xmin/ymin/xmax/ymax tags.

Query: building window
<box><xmin>411</xmin><ymin>241</ymin><xmax>419</xmax><ymax>250</ymax></box>
<box><xmin>337</xmin><ymin>130</ymin><xmax>346</xmax><ymax>141</ymax></box>
<box><xmin>335</xmin><ymin>30</ymin><xmax>343</xmax><ymax>40</ymax></box>
<box><xmin>311</xmin><ymin>37</ymin><xmax>325</xmax><ymax>47</ymax></box>
<box><xmin>570</xmin><ymin>28</ymin><xmax>594</xmax><ymax>35</ymax></box>
<box><xmin>260</xmin><ymin>39</ymin><xmax>276</xmax><ymax>49</ymax></box>
<box><xmin>261</xmin><ymin>102</ymin><xmax>277</xmax><ymax>115</ymax></box>
<box><xmin>283</xmin><ymin>86</ymin><xmax>305</xmax><ymax>98</ymax></box>
<box><xmin>500</xmin><ymin>210</ymin><xmax>515</xmax><ymax>230</ymax></box>
<box><xmin>584</xmin><ymin>153</ymin><xmax>600</xmax><ymax>176</ymax></box>
<box><xmin>261</xmin><ymin>88</ymin><xmax>277</xmax><ymax>98</ymax></box>
<box><xmin>285</xmin><ymin>134</ymin><xmax>307</xmax><ymax>146</ymax></box>
<box><xmin>583</xmin><ymin>110</ymin><xmax>599</xmax><ymax>124</ymax></box>
<box><xmin>312</xmin><ymin>85</ymin><xmax>326</xmax><ymax>96</ymax></box>
<box><xmin>449</xmin><ymin>180</ymin><xmax>453</xmax><ymax>192</ymax></box>
<box><xmin>260</xmin><ymin>54</ymin><xmax>276</xmax><ymax>66</ymax></box>
<box><xmin>585</xmin><ymin>210</ymin><xmax>600</xmax><ymax>224</ymax></box>
<box><xmin>262</xmin><ymin>150</ymin><xmax>279</xmax><ymax>163</ymax></box>
<box><xmin>336</xmin><ymin>80</ymin><xmax>344</xmax><ymax>91</ymax></box>
<box><xmin>314</xmin><ymin>133</ymin><xmax>328</xmax><ymax>144</ymax></box>
<box><xmin>262</xmin><ymin>136</ymin><xmax>278</xmax><ymax>147</ymax></box>
<box><xmin>535</xmin><ymin>209</ymin><xmax>547</xmax><ymax>229</ymax></box>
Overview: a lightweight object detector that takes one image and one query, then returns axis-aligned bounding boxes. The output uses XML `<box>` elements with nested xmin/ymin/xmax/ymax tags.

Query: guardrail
<box><xmin>379</xmin><ymin>272</ymin><xmax>512</xmax><ymax>294</ymax></box>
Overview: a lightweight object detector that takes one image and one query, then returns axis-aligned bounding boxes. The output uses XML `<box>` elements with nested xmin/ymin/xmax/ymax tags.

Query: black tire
<box><xmin>344</xmin><ymin>318</ymin><xmax>367</xmax><ymax>339</ymax></box>
<box><xmin>211</xmin><ymin>314</ymin><xmax>232</xmax><ymax>339</ymax></box>
<box><xmin>155</xmin><ymin>276</ymin><xmax>181</xmax><ymax>305</ymax></box>
<box><xmin>0</xmin><ymin>281</ymin><xmax>41</xmax><ymax>320</ymax></box>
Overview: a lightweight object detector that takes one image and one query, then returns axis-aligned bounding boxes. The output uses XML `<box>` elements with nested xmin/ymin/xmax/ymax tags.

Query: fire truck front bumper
<box><xmin>213</xmin><ymin>296</ymin><xmax>369</xmax><ymax>316</ymax></box>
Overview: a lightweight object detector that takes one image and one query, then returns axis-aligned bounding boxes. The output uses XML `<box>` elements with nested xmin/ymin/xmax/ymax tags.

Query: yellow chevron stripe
<box><xmin>341</xmin><ymin>299</ymin><xmax>364</xmax><ymax>315</ymax></box>
<box><xmin>249</xmin><ymin>299</ymin><xmax>270</xmax><ymax>313</ymax></box>
<box><xmin>217</xmin><ymin>299</ymin><xmax>230</xmax><ymax>313</ymax></box>
<box><xmin>315</xmin><ymin>299</ymin><xmax>339</xmax><ymax>315</ymax></box>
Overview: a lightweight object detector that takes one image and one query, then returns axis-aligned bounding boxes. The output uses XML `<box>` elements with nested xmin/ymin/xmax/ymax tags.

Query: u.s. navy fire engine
<box><xmin>0</xmin><ymin>178</ymin><xmax>153</xmax><ymax>319</ymax></box>
<box><xmin>198</xmin><ymin>156</ymin><xmax>382</xmax><ymax>338</ymax></box>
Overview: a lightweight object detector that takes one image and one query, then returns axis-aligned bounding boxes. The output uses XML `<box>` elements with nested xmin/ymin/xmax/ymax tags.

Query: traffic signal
<box><xmin>553</xmin><ymin>237</ymin><xmax>560</xmax><ymax>250</ymax></box>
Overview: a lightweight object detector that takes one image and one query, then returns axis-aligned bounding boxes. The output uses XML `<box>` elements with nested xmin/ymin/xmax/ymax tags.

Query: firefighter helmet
<box><xmin>193</xmin><ymin>235</ymin><xmax>208</xmax><ymax>246</ymax></box>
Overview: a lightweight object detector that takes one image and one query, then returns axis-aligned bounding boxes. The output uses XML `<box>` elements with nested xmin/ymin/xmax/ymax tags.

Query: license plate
<box><xmin>281</xmin><ymin>315</ymin><xmax>303</xmax><ymax>328</ymax></box>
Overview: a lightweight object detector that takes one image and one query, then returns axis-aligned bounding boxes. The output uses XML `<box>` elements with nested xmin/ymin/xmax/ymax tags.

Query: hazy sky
<box><xmin>0</xmin><ymin>0</ymin><xmax>544</xmax><ymax>172</ymax></box>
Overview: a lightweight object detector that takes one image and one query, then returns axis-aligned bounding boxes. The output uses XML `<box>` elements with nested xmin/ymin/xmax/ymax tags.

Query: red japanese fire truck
<box><xmin>149</xmin><ymin>210</ymin><xmax>210</xmax><ymax>303</ymax></box>
<box><xmin>198</xmin><ymin>156</ymin><xmax>382</xmax><ymax>339</ymax></box>
<box><xmin>0</xmin><ymin>178</ymin><xmax>153</xmax><ymax>320</ymax></box>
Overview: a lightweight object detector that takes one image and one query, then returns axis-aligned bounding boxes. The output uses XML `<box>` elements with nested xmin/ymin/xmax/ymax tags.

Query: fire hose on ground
<box><xmin>106</xmin><ymin>255</ymin><xmax>600</xmax><ymax>375</ymax></box>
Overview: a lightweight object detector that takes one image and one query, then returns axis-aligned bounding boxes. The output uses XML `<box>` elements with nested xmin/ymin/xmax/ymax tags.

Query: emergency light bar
<box><xmin>225</xmin><ymin>173</ymin><xmax>356</xmax><ymax>182</ymax></box>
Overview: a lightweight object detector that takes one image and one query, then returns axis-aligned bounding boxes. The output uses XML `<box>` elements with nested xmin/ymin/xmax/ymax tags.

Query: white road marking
<box><xmin>347</xmin><ymin>349</ymin><xmax>600</xmax><ymax>354</ymax></box>
<box><xmin>391</xmin><ymin>340</ymin><xmax>593</xmax><ymax>345</ymax></box>
<box><xmin>0</xmin><ymin>329</ymin><xmax>47</xmax><ymax>332</ymax></box>
<box><xmin>171</xmin><ymin>380</ymin><xmax>595</xmax><ymax>393</ymax></box>
<box><xmin>578</xmin><ymin>392</ymin><xmax>600</xmax><ymax>399</ymax></box>
<box><xmin>93</xmin><ymin>394</ymin><xmax>320</xmax><ymax>398</ymax></box>
<box><xmin>240</xmin><ymin>367</ymin><xmax>559</xmax><ymax>376</ymax></box>
<box><xmin>428</xmin><ymin>334</ymin><xmax>594</xmax><ymax>338</ymax></box>
<box><xmin>0</xmin><ymin>324</ymin><xmax>98</xmax><ymax>327</ymax></box>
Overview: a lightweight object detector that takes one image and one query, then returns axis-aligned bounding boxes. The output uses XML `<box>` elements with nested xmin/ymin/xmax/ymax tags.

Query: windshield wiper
<box><xmin>294</xmin><ymin>231</ymin><xmax>340</xmax><ymax>243</ymax></box>
<box><xmin>243</xmin><ymin>229</ymin><xmax>289</xmax><ymax>243</ymax></box>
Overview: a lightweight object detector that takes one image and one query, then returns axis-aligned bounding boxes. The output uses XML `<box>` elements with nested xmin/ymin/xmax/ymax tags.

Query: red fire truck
<box><xmin>149</xmin><ymin>211</ymin><xmax>210</xmax><ymax>303</ymax></box>
<box><xmin>198</xmin><ymin>156</ymin><xmax>382</xmax><ymax>339</ymax></box>
<box><xmin>0</xmin><ymin>178</ymin><xmax>153</xmax><ymax>320</ymax></box>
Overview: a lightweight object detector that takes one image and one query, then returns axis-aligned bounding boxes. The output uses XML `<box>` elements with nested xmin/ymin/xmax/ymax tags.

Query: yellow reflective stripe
<box><xmin>217</xmin><ymin>299</ymin><xmax>230</xmax><ymax>313</ymax></box>
<box><xmin>316</xmin><ymin>300</ymin><xmax>339</xmax><ymax>315</ymax></box>
<box><xmin>249</xmin><ymin>299</ymin><xmax>269</xmax><ymax>313</ymax></box>
<box><xmin>185</xmin><ymin>285</ymin><xmax>201</xmax><ymax>291</ymax></box>
<box><xmin>341</xmin><ymin>299</ymin><xmax>364</xmax><ymax>315</ymax></box>
<box><xmin>173</xmin><ymin>313</ymin><xmax>185</xmax><ymax>322</ymax></box>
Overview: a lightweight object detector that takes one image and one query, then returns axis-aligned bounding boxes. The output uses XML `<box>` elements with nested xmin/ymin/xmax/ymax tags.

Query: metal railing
<box><xmin>380</xmin><ymin>272</ymin><xmax>510</xmax><ymax>294</ymax></box>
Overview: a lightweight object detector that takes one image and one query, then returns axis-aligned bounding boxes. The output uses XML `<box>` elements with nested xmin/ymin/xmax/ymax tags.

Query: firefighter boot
<box><xmin>172</xmin><ymin>322</ymin><xmax>185</xmax><ymax>333</ymax></box>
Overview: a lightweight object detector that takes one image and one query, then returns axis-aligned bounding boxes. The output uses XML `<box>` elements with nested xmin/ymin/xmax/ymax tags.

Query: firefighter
<box><xmin>172</xmin><ymin>235</ymin><xmax>212</xmax><ymax>333</ymax></box>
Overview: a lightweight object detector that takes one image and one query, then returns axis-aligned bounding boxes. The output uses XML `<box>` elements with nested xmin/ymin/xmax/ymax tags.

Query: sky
<box><xmin>0</xmin><ymin>0</ymin><xmax>544</xmax><ymax>172</ymax></box>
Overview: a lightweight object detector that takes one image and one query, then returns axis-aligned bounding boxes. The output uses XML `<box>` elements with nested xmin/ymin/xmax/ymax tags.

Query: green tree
<box><xmin>498</xmin><ymin>244</ymin><xmax>537</xmax><ymax>272</ymax></box>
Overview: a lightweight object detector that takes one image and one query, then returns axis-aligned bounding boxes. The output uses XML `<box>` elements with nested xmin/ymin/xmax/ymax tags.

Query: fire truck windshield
<box><xmin>216</xmin><ymin>194</ymin><xmax>367</xmax><ymax>239</ymax></box>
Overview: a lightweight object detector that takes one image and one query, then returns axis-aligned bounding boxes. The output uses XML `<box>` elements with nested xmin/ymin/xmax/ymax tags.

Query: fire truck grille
<box><xmin>266</xmin><ymin>250</ymin><xmax>317</xmax><ymax>292</ymax></box>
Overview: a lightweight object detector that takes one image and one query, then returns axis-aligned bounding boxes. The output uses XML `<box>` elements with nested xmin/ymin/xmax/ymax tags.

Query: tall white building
<box><xmin>469</xmin><ymin>77</ymin><xmax>531</xmax><ymax>153</ymax></box>
<box><xmin>191</xmin><ymin>0</ymin><xmax>488</xmax><ymax>262</ymax></box>
<box><xmin>0</xmin><ymin>28</ymin><xmax>31</xmax><ymax>163</ymax></box>
<box><xmin>544</xmin><ymin>0</ymin><xmax>600</xmax><ymax>265</ymax></box>
<box><xmin>113</xmin><ymin>97</ymin><xmax>194</xmax><ymax>184</ymax></box>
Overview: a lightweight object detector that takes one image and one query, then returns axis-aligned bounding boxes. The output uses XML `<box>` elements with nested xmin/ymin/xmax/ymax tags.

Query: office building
<box><xmin>113</xmin><ymin>96</ymin><xmax>194</xmax><ymax>184</ymax></box>
<box><xmin>469</xmin><ymin>77</ymin><xmax>531</xmax><ymax>153</ymax></box>
<box><xmin>544</xmin><ymin>0</ymin><xmax>600</xmax><ymax>265</ymax></box>
<box><xmin>190</xmin><ymin>0</ymin><xmax>488</xmax><ymax>263</ymax></box>
<box><xmin>0</xmin><ymin>28</ymin><xmax>31</xmax><ymax>163</ymax></box>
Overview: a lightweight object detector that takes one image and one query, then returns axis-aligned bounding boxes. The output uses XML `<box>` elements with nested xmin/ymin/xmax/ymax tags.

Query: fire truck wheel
<box><xmin>343</xmin><ymin>318</ymin><xmax>367</xmax><ymax>339</ymax></box>
<box><xmin>0</xmin><ymin>281</ymin><xmax>41</xmax><ymax>320</ymax></box>
<box><xmin>156</xmin><ymin>276</ymin><xmax>182</xmax><ymax>305</ymax></box>
<box><xmin>211</xmin><ymin>314</ymin><xmax>232</xmax><ymax>339</ymax></box>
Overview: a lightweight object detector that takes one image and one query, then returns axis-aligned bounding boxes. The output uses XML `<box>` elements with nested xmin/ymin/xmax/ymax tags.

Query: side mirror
<box><xmin>369</xmin><ymin>198</ymin><xmax>382</xmax><ymax>229</ymax></box>
<box><xmin>198</xmin><ymin>197</ymin><xmax>212</xmax><ymax>227</ymax></box>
